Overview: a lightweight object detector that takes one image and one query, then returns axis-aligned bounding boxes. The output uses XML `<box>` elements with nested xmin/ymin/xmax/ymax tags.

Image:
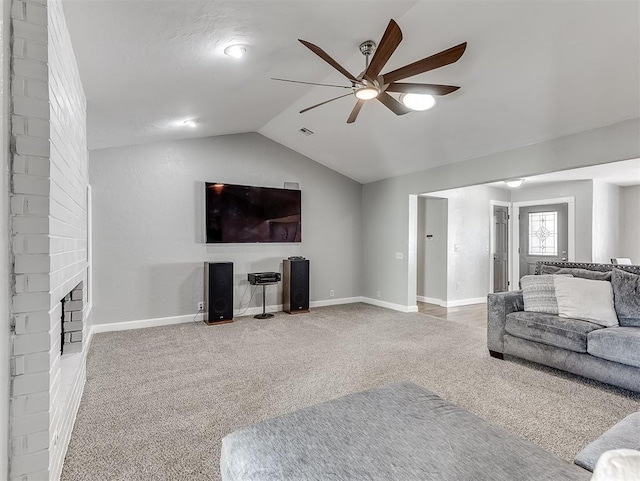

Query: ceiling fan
<box><xmin>272</xmin><ymin>19</ymin><xmax>467</xmax><ymax>124</ymax></box>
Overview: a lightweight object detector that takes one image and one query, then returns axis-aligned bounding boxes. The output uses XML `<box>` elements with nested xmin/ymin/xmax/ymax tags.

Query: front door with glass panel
<box><xmin>519</xmin><ymin>203</ymin><xmax>568</xmax><ymax>280</ymax></box>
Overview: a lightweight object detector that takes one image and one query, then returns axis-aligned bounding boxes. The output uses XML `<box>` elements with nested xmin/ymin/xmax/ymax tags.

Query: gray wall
<box><xmin>620</xmin><ymin>185</ymin><xmax>640</xmax><ymax>262</ymax></box>
<box><xmin>417</xmin><ymin>197</ymin><xmax>447</xmax><ymax>301</ymax></box>
<box><xmin>362</xmin><ymin>119</ymin><xmax>640</xmax><ymax>307</ymax></box>
<box><xmin>511</xmin><ymin>180</ymin><xmax>594</xmax><ymax>262</ymax></box>
<box><xmin>0</xmin><ymin>0</ymin><xmax>9</xmax><ymax>475</ymax></box>
<box><xmin>592</xmin><ymin>181</ymin><xmax>621</xmax><ymax>264</ymax></box>
<box><xmin>89</xmin><ymin>133</ymin><xmax>362</xmax><ymax>324</ymax></box>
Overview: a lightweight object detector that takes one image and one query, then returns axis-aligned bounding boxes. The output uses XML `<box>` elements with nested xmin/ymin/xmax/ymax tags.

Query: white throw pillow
<box><xmin>553</xmin><ymin>276</ymin><xmax>619</xmax><ymax>327</ymax></box>
<box><xmin>591</xmin><ymin>449</ymin><xmax>640</xmax><ymax>481</ymax></box>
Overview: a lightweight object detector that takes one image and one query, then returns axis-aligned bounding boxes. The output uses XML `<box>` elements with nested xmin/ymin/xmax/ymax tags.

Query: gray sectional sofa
<box><xmin>488</xmin><ymin>261</ymin><xmax>640</xmax><ymax>393</ymax></box>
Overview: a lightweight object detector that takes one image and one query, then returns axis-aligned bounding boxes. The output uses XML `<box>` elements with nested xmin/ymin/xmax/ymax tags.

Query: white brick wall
<box><xmin>9</xmin><ymin>0</ymin><xmax>88</xmax><ymax>479</ymax></box>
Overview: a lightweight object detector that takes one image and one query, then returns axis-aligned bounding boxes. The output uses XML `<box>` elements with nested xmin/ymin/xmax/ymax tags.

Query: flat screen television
<box><xmin>205</xmin><ymin>182</ymin><xmax>301</xmax><ymax>243</ymax></box>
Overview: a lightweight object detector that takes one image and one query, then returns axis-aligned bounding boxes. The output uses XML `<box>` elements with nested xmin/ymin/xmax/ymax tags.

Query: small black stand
<box><xmin>255</xmin><ymin>284</ymin><xmax>274</xmax><ymax>320</ymax></box>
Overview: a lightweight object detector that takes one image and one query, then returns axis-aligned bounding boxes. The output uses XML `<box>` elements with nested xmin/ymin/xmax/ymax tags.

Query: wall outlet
<box><xmin>329</xmin><ymin>290</ymin><xmax>335</xmax><ymax>297</ymax></box>
<box><xmin>455</xmin><ymin>282</ymin><xmax>461</xmax><ymax>290</ymax></box>
<box><xmin>197</xmin><ymin>301</ymin><xmax>205</xmax><ymax>311</ymax></box>
<box><xmin>395</xmin><ymin>252</ymin><xmax>403</xmax><ymax>260</ymax></box>
<box><xmin>376</xmin><ymin>291</ymin><xmax>381</xmax><ymax>298</ymax></box>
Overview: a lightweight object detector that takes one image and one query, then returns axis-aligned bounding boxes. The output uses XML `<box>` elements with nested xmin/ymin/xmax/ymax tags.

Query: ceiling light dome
<box><xmin>400</xmin><ymin>93</ymin><xmax>436</xmax><ymax>111</ymax></box>
<box><xmin>224</xmin><ymin>45</ymin><xmax>246</xmax><ymax>59</ymax></box>
<box><xmin>183</xmin><ymin>119</ymin><xmax>198</xmax><ymax>128</ymax></box>
<box><xmin>355</xmin><ymin>86</ymin><xmax>379</xmax><ymax>100</ymax></box>
<box><xmin>504</xmin><ymin>179</ymin><xmax>525</xmax><ymax>188</ymax></box>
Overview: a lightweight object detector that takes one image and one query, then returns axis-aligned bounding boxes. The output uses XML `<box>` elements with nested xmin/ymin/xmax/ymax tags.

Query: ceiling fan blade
<box><xmin>347</xmin><ymin>100</ymin><xmax>365</xmax><ymax>124</ymax></box>
<box><xmin>271</xmin><ymin>78</ymin><xmax>352</xmax><ymax>89</ymax></box>
<box><xmin>298</xmin><ymin>39</ymin><xmax>358</xmax><ymax>82</ymax></box>
<box><xmin>364</xmin><ymin>19</ymin><xmax>402</xmax><ymax>80</ymax></box>
<box><xmin>386</xmin><ymin>83</ymin><xmax>460</xmax><ymax>95</ymax></box>
<box><xmin>381</xmin><ymin>42</ymin><xmax>467</xmax><ymax>84</ymax></box>
<box><xmin>300</xmin><ymin>93</ymin><xmax>353</xmax><ymax>114</ymax></box>
<box><xmin>377</xmin><ymin>92</ymin><xmax>411</xmax><ymax>116</ymax></box>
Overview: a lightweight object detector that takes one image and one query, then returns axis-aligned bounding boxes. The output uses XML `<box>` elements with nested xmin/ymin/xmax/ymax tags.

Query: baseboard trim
<box><xmin>444</xmin><ymin>297</ymin><xmax>486</xmax><ymax>307</ymax></box>
<box><xmin>92</xmin><ymin>314</ymin><xmax>201</xmax><ymax>333</ymax></box>
<box><xmin>361</xmin><ymin>297</ymin><xmax>418</xmax><ymax>313</ymax></box>
<box><xmin>310</xmin><ymin>297</ymin><xmax>362</xmax><ymax>308</ymax></box>
<box><xmin>417</xmin><ymin>296</ymin><xmax>443</xmax><ymax>305</ymax></box>
<box><xmin>92</xmin><ymin>297</ymin><xmax>367</xmax><ymax>332</ymax></box>
<box><xmin>416</xmin><ymin>296</ymin><xmax>486</xmax><ymax>308</ymax></box>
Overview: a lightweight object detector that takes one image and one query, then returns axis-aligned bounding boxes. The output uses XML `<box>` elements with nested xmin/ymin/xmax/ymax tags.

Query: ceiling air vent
<box><xmin>299</xmin><ymin>127</ymin><xmax>314</xmax><ymax>136</ymax></box>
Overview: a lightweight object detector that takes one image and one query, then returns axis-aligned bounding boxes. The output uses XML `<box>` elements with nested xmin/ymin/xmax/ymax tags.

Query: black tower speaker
<box><xmin>283</xmin><ymin>258</ymin><xmax>309</xmax><ymax>314</ymax></box>
<box><xmin>204</xmin><ymin>262</ymin><xmax>233</xmax><ymax>324</ymax></box>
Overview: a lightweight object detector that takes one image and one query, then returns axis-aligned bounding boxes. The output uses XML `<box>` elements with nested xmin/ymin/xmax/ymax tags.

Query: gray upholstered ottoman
<box><xmin>575</xmin><ymin>412</ymin><xmax>640</xmax><ymax>471</ymax></box>
<box><xmin>220</xmin><ymin>382</ymin><xmax>589</xmax><ymax>480</ymax></box>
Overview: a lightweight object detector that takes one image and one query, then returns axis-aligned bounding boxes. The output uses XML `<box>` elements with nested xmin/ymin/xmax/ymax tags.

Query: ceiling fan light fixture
<box><xmin>224</xmin><ymin>44</ymin><xmax>246</xmax><ymax>59</ymax></box>
<box><xmin>400</xmin><ymin>93</ymin><xmax>436</xmax><ymax>111</ymax></box>
<box><xmin>354</xmin><ymin>86</ymin><xmax>379</xmax><ymax>100</ymax></box>
<box><xmin>504</xmin><ymin>179</ymin><xmax>525</xmax><ymax>188</ymax></box>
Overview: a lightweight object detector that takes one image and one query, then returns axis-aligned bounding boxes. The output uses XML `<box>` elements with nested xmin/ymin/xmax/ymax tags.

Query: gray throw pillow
<box><xmin>521</xmin><ymin>274</ymin><xmax>569</xmax><ymax>314</ymax></box>
<box><xmin>539</xmin><ymin>265</ymin><xmax>612</xmax><ymax>281</ymax></box>
<box><xmin>611</xmin><ymin>268</ymin><xmax>640</xmax><ymax>327</ymax></box>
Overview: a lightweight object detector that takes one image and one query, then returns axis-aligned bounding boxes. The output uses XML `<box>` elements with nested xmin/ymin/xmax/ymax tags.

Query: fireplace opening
<box><xmin>60</xmin><ymin>281</ymin><xmax>84</xmax><ymax>355</ymax></box>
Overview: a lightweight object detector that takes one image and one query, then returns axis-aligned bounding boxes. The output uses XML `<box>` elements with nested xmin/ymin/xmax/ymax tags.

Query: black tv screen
<box><xmin>205</xmin><ymin>182</ymin><xmax>301</xmax><ymax>243</ymax></box>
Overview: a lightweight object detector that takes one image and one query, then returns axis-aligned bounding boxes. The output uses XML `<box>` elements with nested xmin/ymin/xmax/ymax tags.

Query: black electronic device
<box><xmin>205</xmin><ymin>182</ymin><xmax>301</xmax><ymax>243</ymax></box>
<box><xmin>247</xmin><ymin>272</ymin><xmax>282</xmax><ymax>320</ymax></box>
<box><xmin>283</xmin><ymin>258</ymin><xmax>309</xmax><ymax>314</ymax></box>
<box><xmin>248</xmin><ymin>272</ymin><xmax>282</xmax><ymax>285</ymax></box>
<box><xmin>204</xmin><ymin>262</ymin><xmax>233</xmax><ymax>325</ymax></box>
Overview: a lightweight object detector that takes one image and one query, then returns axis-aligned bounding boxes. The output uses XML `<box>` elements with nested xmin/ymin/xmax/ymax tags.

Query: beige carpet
<box><xmin>61</xmin><ymin>303</ymin><xmax>640</xmax><ymax>480</ymax></box>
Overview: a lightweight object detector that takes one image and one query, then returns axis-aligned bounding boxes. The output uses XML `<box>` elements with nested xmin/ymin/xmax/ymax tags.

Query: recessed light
<box><xmin>400</xmin><ymin>93</ymin><xmax>436</xmax><ymax>111</ymax></box>
<box><xmin>183</xmin><ymin>120</ymin><xmax>198</xmax><ymax>128</ymax></box>
<box><xmin>224</xmin><ymin>45</ymin><xmax>246</xmax><ymax>59</ymax></box>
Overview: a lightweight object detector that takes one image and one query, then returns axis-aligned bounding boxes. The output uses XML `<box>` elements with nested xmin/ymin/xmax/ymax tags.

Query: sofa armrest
<box><xmin>487</xmin><ymin>290</ymin><xmax>524</xmax><ymax>355</ymax></box>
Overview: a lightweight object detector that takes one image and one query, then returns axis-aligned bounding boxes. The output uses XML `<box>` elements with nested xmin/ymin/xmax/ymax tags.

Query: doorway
<box><xmin>493</xmin><ymin>205</ymin><xmax>509</xmax><ymax>292</ymax></box>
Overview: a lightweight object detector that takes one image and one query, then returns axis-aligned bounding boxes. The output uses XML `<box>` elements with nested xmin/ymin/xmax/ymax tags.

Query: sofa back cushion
<box><xmin>540</xmin><ymin>265</ymin><xmax>612</xmax><ymax>281</ymax></box>
<box><xmin>611</xmin><ymin>269</ymin><xmax>640</xmax><ymax>328</ymax></box>
<box><xmin>554</xmin><ymin>276</ymin><xmax>619</xmax><ymax>327</ymax></box>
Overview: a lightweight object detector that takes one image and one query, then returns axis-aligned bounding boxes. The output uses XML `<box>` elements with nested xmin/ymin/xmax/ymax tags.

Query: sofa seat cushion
<box><xmin>587</xmin><ymin>327</ymin><xmax>640</xmax><ymax>368</ymax></box>
<box><xmin>505</xmin><ymin>311</ymin><xmax>603</xmax><ymax>353</ymax></box>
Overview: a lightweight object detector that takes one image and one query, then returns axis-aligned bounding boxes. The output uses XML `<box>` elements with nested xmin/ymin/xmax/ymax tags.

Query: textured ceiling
<box><xmin>63</xmin><ymin>1</ymin><xmax>640</xmax><ymax>184</ymax></box>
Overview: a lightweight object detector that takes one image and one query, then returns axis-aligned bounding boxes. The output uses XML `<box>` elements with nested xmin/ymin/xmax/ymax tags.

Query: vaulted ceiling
<box><xmin>63</xmin><ymin>1</ymin><xmax>640</xmax><ymax>184</ymax></box>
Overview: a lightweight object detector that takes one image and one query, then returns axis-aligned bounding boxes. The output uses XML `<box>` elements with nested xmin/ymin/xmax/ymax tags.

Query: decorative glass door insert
<box><xmin>528</xmin><ymin>211</ymin><xmax>557</xmax><ymax>256</ymax></box>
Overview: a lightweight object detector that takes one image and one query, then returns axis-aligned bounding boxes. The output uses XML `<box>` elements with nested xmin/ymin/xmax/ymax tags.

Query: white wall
<box><xmin>592</xmin><ymin>181</ymin><xmax>621</xmax><ymax>264</ymax></box>
<box><xmin>421</xmin><ymin>185</ymin><xmax>511</xmax><ymax>304</ymax></box>
<box><xmin>417</xmin><ymin>197</ymin><xmax>447</xmax><ymax>301</ymax></box>
<box><xmin>511</xmin><ymin>180</ymin><xmax>593</xmax><ymax>262</ymax></box>
<box><xmin>89</xmin><ymin>133</ymin><xmax>363</xmax><ymax>325</ymax></box>
<box><xmin>362</xmin><ymin>119</ymin><xmax>640</xmax><ymax>308</ymax></box>
<box><xmin>0</xmin><ymin>0</ymin><xmax>11</xmax><ymax>477</ymax></box>
<box><xmin>620</xmin><ymin>185</ymin><xmax>640</xmax><ymax>262</ymax></box>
